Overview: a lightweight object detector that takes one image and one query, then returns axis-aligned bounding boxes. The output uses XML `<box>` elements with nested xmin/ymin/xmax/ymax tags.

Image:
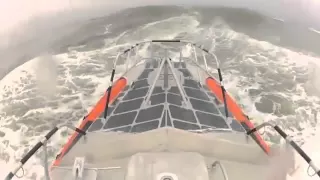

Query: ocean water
<box><xmin>0</xmin><ymin>5</ymin><xmax>320</xmax><ymax>179</ymax></box>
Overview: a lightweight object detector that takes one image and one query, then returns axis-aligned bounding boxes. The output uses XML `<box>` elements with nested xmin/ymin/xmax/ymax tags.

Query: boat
<box><xmin>5</xmin><ymin>39</ymin><xmax>320</xmax><ymax>180</ymax></box>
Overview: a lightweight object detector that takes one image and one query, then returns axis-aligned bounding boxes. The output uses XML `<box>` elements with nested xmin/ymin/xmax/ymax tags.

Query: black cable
<box><xmin>103</xmin><ymin>69</ymin><xmax>116</xmax><ymax>119</ymax></box>
<box><xmin>217</xmin><ymin>68</ymin><xmax>228</xmax><ymax>118</ymax></box>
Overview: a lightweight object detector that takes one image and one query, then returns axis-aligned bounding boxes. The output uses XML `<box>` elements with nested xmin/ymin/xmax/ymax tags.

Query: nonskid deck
<box><xmin>87</xmin><ymin>60</ymin><xmax>245</xmax><ymax>133</ymax></box>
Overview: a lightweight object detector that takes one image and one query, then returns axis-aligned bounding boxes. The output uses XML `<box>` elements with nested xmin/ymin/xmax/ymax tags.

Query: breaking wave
<box><xmin>1</xmin><ymin>5</ymin><xmax>320</xmax><ymax>179</ymax></box>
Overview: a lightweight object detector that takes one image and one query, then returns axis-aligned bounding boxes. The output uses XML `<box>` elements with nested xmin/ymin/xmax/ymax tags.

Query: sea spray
<box><xmin>35</xmin><ymin>54</ymin><xmax>58</xmax><ymax>99</ymax></box>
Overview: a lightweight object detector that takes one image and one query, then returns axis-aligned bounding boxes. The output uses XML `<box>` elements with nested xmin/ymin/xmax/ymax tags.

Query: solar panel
<box><xmin>88</xmin><ymin>107</ymin><xmax>114</xmax><ymax>132</ymax></box>
<box><xmin>173</xmin><ymin>62</ymin><xmax>180</xmax><ymax>68</ymax></box>
<box><xmin>146</xmin><ymin>62</ymin><xmax>151</xmax><ymax>68</ymax></box>
<box><xmin>122</xmin><ymin>85</ymin><xmax>130</xmax><ymax>91</ymax></box>
<box><xmin>168</xmin><ymin>87</ymin><xmax>180</xmax><ymax>95</ymax></box>
<box><xmin>150</xmin><ymin>93</ymin><xmax>166</xmax><ymax>105</ymax></box>
<box><xmin>179</xmin><ymin>62</ymin><xmax>187</xmax><ymax>68</ymax></box>
<box><xmin>152</xmin><ymin>87</ymin><xmax>165</xmax><ymax>94</ymax></box>
<box><xmin>123</xmin><ymin>88</ymin><xmax>148</xmax><ymax>100</ymax></box>
<box><xmin>173</xmin><ymin>120</ymin><xmax>200</xmax><ymax>130</ymax></box>
<box><xmin>118</xmin><ymin>92</ymin><xmax>125</xmax><ymax>98</ymax></box>
<box><xmin>195</xmin><ymin>111</ymin><xmax>229</xmax><ymax>128</ymax></box>
<box><xmin>91</xmin><ymin>57</ymin><xmax>238</xmax><ymax>134</ymax></box>
<box><xmin>169</xmin><ymin>105</ymin><xmax>197</xmax><ymax>123</ymax></box>
<box><xmin>167</xmin><ymin>93</ymin><xmax>182</xmax><ymax>106</ymax></box>
<box><xmin>131</xmin><ymin>120</ymin><xmax>160</xmax><ymax>133</ymax></box>
<box><xmin>190</xmin><ymin>98</ymin><xmax>220</xmax><ymax>115</ymax></box>
<box><xmin>152</xmin><ymin>59</ymin><xmax>159</xmax><ymax>68</ymax></box>
<box><xmin>184</xmin><ymin>79</ymin><xmax>200</xmax><ymax>89</ymax></box>
<box><xmin>218</xmin><ymin>106</ymin><xmax>232</xmax><ymax>117</ymax></box>
<box><xmin>184</xmin><ymin>87</ymin><xmax>210</xmax><ymax>101</ymax></box>
<box><xmin>173</xmin><ymin>62</ymin><xmax>186</xmax><ymax>68</ymax></box>
<box><xmin>230</xmin><ymin>119</ymin><xmax>245</xmax><ymax>132</ymax></box>
<box><xmin>132</xmin><ymin>79</ymin><xmax>149</xmax><ymax>89</ymax></box>
<box><xmin>178</xmin><ymin>69</ymin><xmax>191</xmax><ymax>77</ymax></box>
<box><xmin>88</xmin><ymin>118</ymin><xmax>104</xmax><ymax>132</ymax></box>
<box><xmin>104</xmin><ymin>111</ymin><xmax>137</xmax><ymax>129</ymax></box>
<box><xmin>138</xmin><ymin>69</ymin><xmax>153</xmax><ymax>79</ymax></box>
<box><xmin>114</xmin><ymin>98</ymin><xmax>143</xmax><ymax>114</ymax></box>
<box><xmin>135</xmin><ymin>105</ymin><xmax>164</xmax><ymax>123</ymax></box>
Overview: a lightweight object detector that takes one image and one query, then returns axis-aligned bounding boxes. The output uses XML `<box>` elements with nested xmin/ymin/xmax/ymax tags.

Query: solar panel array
<box><xmin>88</xmin><ymin>59</ymin><xmax>245</xmax><ymax>133</ymax></box>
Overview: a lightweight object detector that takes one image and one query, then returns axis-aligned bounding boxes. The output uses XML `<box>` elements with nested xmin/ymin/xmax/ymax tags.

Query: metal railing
<box><xmin>51</xmin><ymin>165</ymin><xmax>122</xmax><ymax>179</ymax></box>
<box><xmin>5</xmin><ymin>123</ymin><xmax>86</xmax><ymax>180</ymax></box>
<box><xmin>112</xmin><ymin>39</ymin><xmax>220</xmax><ymax>78</ymax></box>
<box><xmin>103</xmin><ymin>39</ymin><xmax>230</xmax><ymax>126</ymax></box>
<box><xmin>210</xmin><ymin>161</ymin><xmax>229</xmax><ymax>180</ymax></box>
<box><xmin>247</xmin><ymin>122</ymin><xmax>320</xmax><ymax>178</ymax></box>
<box><xmin>5</xmin><ymin>39</ymin><xmax>240</xmax><ymax>180</ymax></box>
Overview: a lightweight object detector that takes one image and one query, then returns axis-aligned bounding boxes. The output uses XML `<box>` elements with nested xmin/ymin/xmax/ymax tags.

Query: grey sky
<box><xmin>0</xmin><ymin>0</ymin><xmax>319</xmax><ymax>38</ymax></box>
<box><xmin>0</xmin><ymin>0</ymin><xmax>319</xmax><ymax>79</ymax></box>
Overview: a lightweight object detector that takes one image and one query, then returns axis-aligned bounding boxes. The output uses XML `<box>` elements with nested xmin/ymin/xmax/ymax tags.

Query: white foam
<box><xmin>309</xmin><ymin>28</ymin><xmax>320</xmax><ymax>35</ymax></box>
<box><xmin>1</xmin><ymin>13</ymin><xmax>320</xmax><ymax>180</ymax></box>
<box><xmin>103</xmin><ymin>24</ymin><xmax>112</xmax><ymax>35</ymax></box>
<box><xmin>0</xmin><ymin>161</ymin><xmax>15</xmax><ymax>180</ymax></box>
<box><xmin>300</xmin><ymin>128</ymin><xmax>320</xmax><ymax>179</ymax></box>
<box><xmin>0</xmin><ymin>13</ymin><xmax>197</xmax><ymax>180</ymax></box>
<box><xmin>236</xmin><ymin>34</ymin><xmax>320</xmax><ymax>178</ymax></box>
<box><xmin>0</xmin><ymin>57</ymin><xmax>38</xmax><ymax>99</ymax></box>
<box><xmin>272</xmin><ymin>17</ymin><xmax>285</xmax><ymax>22</ymax></box>
<box><xmin>286</xmin><ymin>124</ymin><xmax>320</xmax><ymax>180</ymax></box>
<box><xmin>134</xmin><ymin>14</ymin><xmax>199</xmax><ymax>41</ymax></box>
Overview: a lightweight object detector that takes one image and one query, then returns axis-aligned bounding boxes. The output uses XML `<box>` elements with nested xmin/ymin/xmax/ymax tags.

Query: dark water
<box><xmin>1</xmin><ymin>5</ymin><xmax>320</xmax><ymax>80</ymax></box>
<box><xmin>0</xmin><ymin>5</ymin><xmax>319</xmax><ymax>141</ymax></box>
<box><xmin>0</xmin><ymin>6</ymin><xmax>320</xmax><ymax>179</ymax></box>
<box><xmin>1</xmin><ymin>5</ymin><xmax>320</xmax><ymax>137</ymax></box>
<box><xmin>55</xmin><ymin>6</ymin><xmax>320</xmax><ymax>56</ymax></box>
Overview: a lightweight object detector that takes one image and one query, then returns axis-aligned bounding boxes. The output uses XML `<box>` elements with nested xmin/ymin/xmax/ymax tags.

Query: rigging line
<box><xmin>103</xmin><ymin>45</ymin><xmax>137</xmax><ymax>119</ymax></box>
<box><xmin>103</xmin><ymin>53</ymin><xmax>119</xmax><ymax>119</ymax></box>
<box><xmin>217</xmin><ymin>68</ymin><xmax>229</xmax><ymax>119</ymax></box>
<box><xmin>247</xmin><ymin>122</ymin><xmax>320</xmax><ymax>178</ymax></box>
<box><xmin>103</xmin><ymin>69</ymin><xmax>116</xmax><ymax>119</ymax></box>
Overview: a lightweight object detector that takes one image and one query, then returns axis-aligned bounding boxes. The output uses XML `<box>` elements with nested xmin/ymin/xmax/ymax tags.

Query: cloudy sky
<box><xmin>0</xmin><ymin>0</ymin><xmax>319</xmax><ymax>35</ymax></box>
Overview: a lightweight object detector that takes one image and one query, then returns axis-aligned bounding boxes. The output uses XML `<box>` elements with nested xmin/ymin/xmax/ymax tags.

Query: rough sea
<box><xmin>1</xmin><ymin>5</ymin><xmax>320</xmax><ymax>179</ymax></box>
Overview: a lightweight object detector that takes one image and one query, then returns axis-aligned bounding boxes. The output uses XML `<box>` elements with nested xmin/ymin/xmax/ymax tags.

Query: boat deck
<box><xmin>52</xmin><ymin>128</ymin><xmax>272</xmax><ymax>180</ymax></box>
<box><xmin>50</xmin><ymin>40</ymin><xmax>290</xmax><ymax>180</ymax></box>
<box><xmin>87</xmin><ymin>59</ymin><xmax>245</xmax><ymax>133</ymax></box>
<box><xmin>4</xmin><ymin>40</ymin><xmax>313</xmax><ymax>180</ymax></box>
